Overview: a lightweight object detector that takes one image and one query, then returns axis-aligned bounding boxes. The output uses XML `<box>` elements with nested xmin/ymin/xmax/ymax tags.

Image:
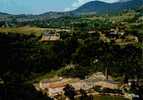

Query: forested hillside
<box><xmin>0</xmin><ymin>0</ymin><xmax>143</xmax><ymax>99</ymax></box>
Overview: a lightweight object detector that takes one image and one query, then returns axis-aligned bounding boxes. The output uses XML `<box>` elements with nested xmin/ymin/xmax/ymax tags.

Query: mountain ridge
<box><xmin>0</xmin><ymin>0</ymin><xmax>143</xmax><ymax>20</ymax></box>
<box><xmin>0</xmin><ymin>12</ymin><xmax>12</xmax><ymax>16</ymax></box>
<box><xmin>73</xmin><ymin>0</ymin><xmax>143</xmax><ymax>15</ymax></box>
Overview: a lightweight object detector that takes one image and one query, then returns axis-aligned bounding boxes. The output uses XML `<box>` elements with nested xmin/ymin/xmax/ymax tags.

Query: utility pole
<box><xmin>141</xmin><ymin>39</ymin><xmax>143</xmax><ymax>83</ymax></box>
<box><xmin>105</xmin><ymin>67</ymin><xmax>108</xmax><ymax>80</ymax></box>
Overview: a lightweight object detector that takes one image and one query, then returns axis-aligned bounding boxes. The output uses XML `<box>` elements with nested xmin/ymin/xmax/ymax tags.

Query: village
<box><xmin>0</xmin><ymin>0</ymin><xmax>143</xmax><ymax>100</ymax></box>
<box><xmin>33</xmin><ymin>27</ymin><xmax>141</xmax><ymax>100</ymax></box>
<box><xmin>33</xmin><ymin>71</ymin><xmax>141</xmax><ymax>100</ymax></box>
<box><xmin>39</xmin><ymin>26</ymin><xmax>138</xmax><ymax>46</ymax></box>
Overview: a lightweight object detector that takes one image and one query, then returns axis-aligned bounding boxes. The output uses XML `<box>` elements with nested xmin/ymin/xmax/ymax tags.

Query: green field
<box><xmin>93</xmin><ymin>95</ymin><xmax>129</xmax><ymax>100</ymax></box>
<box><xmin>77</xmin><ymin>95</ymin><xmax>129</xmax><ymax>100</ymax></box>
<box><xmin>0</xmin><ymin>26</ymin><xmax>69</xmax><ymax>37</ymax></box>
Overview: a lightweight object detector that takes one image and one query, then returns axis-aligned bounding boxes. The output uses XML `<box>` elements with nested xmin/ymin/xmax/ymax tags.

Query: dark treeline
<box><xmin>0</xmin><ymin>33</ymin><xmax>66</xmax><ymax>100</ymax></box>
<box><xmin>0</xmin><ymin>33</ymin><xmax>74</xmax><ymax>83</ymax></box>
<box><xmin>0</xmin><ymin>84</ymin><xmax>52</xmax><ymax>100</ymax></box>
<box><xmin>61</xmin><ymin>31</ymin><xmax>143</xmax><ymax>79</ymax></box>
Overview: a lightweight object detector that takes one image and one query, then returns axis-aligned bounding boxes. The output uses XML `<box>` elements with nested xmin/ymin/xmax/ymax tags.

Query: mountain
<box><xmin>0</xmin><ymin>12</ymin><xmax>11</xmax><ymax>17</ymax></box>
<box><xmin>0</xmin><ymin>0</ymin><xmax>143</xmax><ymax>22</ymax></box>
<box><xmin>39</xmin><ymin>12</ymin><xmax>73</xmax><ymax>19</ymax></box>
<box><xmin>73</xmin><ymin>0</ymin><xmax>143</xmax><ymax>15</ymax></box>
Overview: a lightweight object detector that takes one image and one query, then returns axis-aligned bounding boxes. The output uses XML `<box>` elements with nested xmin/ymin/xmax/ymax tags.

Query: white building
<box><xmin>39</xmin><ymin>79</ymin><xmax>66</xmax><ymax>96</ymax></box>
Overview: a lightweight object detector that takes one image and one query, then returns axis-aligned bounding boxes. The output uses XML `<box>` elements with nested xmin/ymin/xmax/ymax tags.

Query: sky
<box><xmin>0</xmin><ymin>0</ymin><xmax>120</xmax><ymax>14</ymax></box>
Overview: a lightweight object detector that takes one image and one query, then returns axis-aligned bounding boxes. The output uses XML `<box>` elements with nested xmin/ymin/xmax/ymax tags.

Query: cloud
<box><xmin>72</xmin><ymin>0</ymin><xmax>92</xmax><ymax>8</ymax></box>
<box><xmin>64</xmin><ymin>7</ymin><xmax>71</xmax><ymax>11</ymax></box>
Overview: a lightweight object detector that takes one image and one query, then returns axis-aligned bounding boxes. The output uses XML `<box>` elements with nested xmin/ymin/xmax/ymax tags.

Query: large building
<box><xmin>40</xmin><ymin>31</ymin><xmax>60</xmax><ymax>43</ymax></box>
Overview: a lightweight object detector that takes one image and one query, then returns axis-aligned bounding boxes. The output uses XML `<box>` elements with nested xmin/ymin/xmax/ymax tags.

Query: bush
<box><xmin>93</xmin><ymin>86</ymin><xmax>102</xmax><ymax>92</ymax></box>
<box><xmin>58</xmin><ymin>66</ymin><xmax>90</xmax><ymax>79</ymax></box>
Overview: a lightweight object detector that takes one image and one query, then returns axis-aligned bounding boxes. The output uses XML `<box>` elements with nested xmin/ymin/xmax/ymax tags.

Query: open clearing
<box><xmin>0</xmin><ymin>26</ymin><xmax>69</xmax><ymax>36</ymax></box>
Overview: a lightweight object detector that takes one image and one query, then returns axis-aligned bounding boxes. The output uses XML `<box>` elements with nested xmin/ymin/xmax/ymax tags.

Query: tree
<box><xmin>63</xmin><ymin>84</ymin><xmax>76</xmax><ymax>100</ymax></box>
<box><xmin>0</xmin><ymin>33</ymin><xmax>63</xmax><ymax>99</ymax></box>
<box><xmin>79</xmin><ymin>89</ymin><xmax>88</xmax><ymax>100</ymax></box>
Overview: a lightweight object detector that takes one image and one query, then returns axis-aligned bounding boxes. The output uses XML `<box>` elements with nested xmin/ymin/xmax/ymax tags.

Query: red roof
<box><xmin>48</xmin><ymin>82</ymin><xmax>66</xmax><ymax>88</ymax></box>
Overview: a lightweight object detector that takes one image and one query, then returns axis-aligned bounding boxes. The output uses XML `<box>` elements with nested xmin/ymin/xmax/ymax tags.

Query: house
<box><xmin>95</xmin><ymin>81</ymin><xmax>119</xmax><ymax>89</ymax></box>
<box><xmin>39</xmin><ymin>80</ymin><xmax>66</xmax><ymax>96</ymax></box>
<box><xmin>40</xmin><ymin>31</ymin><xmax>60</xmax><ymax>43</ymax></box>
<box><xmin>70</xmin><ymin>80</ymin><xmax>92</xmax><ymax>90</ymax></box>
<box><xmin>48</xmin><ymin>82</ymin><xmax>66</xmax><ymax>96</ymax></box>
<box><xmin>87</xmin><ymin>72</ymin><xmax>106</xmax><ymax>81</ymax></box>
<box><xmin>85</xmin><ymin>72</ymin><xmax>120</xmax><ymax>89</ymax></box>
<box><xmin>109</xmin><ymin>29</ymin><xmax>118</xmax><ymax>35</ymax></box>
<box><xmin>108</xmin><ymin>29</ymin><xmax>125</xmax><ymax>37</ymax></box>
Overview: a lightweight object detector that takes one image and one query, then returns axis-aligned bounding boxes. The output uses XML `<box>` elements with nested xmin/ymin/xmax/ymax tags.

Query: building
<box><xmin>39</xmin><ymin>80</ymin><xmax>66</xmax><ymax>96</ymax></box>
<box><xmin>95</xmin><ymin>81</ymin><xmax>119</xmax><ymax>89</ymax></box>
<box><xmin>40</xmin><ymin>31</ymin><xmax>60</xmax><ymax>43</ymax></box>
<box><xmin>70</xmin><ymin>80</ymin><xmax>93</xmax><ymax>91</ymax></box>
<box><xmin>47</xmin><ymin>82</ymin><xmax>66</xmax><ymax>96</ymax></box>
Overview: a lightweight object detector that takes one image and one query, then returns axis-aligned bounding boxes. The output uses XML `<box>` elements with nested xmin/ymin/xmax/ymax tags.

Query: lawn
<box><xmin>92</xmin><ymin>95</ymin><xmax>129</xmax><ymax>100</ymax></box>
<box><xmin>0</xmin><ymin>26</ymin><xmax>47</xmax><ymax>36</ymax></box>
<box><xmin>77</xmin><ymin>95</ymin><xmax>129</xmax><ymax>100</ymax></box>
<box><xmin>0</xmin><ymin>26</ymin><xmax>69</xmax><ymax>37</ymax></box>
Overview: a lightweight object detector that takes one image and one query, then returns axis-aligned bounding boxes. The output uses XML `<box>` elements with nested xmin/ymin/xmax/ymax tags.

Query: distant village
<box><xmin>40</xmin><ymin>27</ymin><xmax>138</xmax><ymax>46</ymax></box>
